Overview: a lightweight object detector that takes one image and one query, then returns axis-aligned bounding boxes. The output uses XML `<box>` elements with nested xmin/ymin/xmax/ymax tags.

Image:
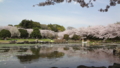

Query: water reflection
<box><xmin>17</xmin><ymin>47</ymin><xmax>64</xmax><ymax>63</ymax></box>
<box><xmin>0</xmin><ymin>45</ymin><xmax>120</xmax><ymax>68</ymax></box>
<box><xmin>50</xmin><ymin>63</ymin><xmax>120</xmax><ymax>68</ymax></box>
<box><xmin>77</xmin><ymin>65</ymin><xmax>106</xmax><ymax>68</ymax></box>
<box><xmin>0</xmin><ymin>47</ymin><xmax>10</xmax><ymax>52</ymax></box>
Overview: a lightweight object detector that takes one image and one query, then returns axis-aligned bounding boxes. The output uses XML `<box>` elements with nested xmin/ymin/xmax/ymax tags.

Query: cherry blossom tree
<box><xmin>9</xmin><ymin>27</ymin><xmax>20</xmax><ymax>37</ymax></box>
<box><xmin>34</xmin><ymin>0</ymin><xmax>120</xmax><ymax>12</ymax></box>
<box><xmin>58</xmin><ymin>23</ymin><xmax>120</xmax><ymax>40</ymax></box>
<box><xmin>0</xmin><ymin>26</ymin><xmax>20</xmax><ymax>37</ymax></box>
<box><xmin>26</xmin><ymin>29</ymin><xmax>33</xmax><ymax>37</ymax></box>
<box><xmin>40</xmin><ymin>30</ymin><xmax>57</xmax><ymax>39</ymax></box>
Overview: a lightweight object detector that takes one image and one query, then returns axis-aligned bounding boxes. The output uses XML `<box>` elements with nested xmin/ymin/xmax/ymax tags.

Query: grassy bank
<box><xmin>0</xmin><ymin>39</ymin><xmax>53</xmax><ymax>44</ymax></box>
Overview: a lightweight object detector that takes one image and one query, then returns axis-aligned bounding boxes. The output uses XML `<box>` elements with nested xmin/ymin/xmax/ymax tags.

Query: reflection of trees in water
<box><xmin>77</xmin><ymin>65</ymin><xmax>106</xmax><ymax>68</ymax></box>
<box><xmin>108</xmin><ymin>63</ymin><xmax>120</xmax><ymax>68</ymax></box>
<box><xmin>30</xmin><ymin>47</ymin><xmax>41</xmax><ymax>55</ymax></box>
<box><xmin>77</xmin><ymin>63</ymin><xmax>120</xmax><ymax>68</ymax></box>
<box><xmin>17</xmin><ymin>47</ymin><xmax>41</xmax><ymax>63</ymax></box>
<box><xmin>0</xmin><ymin>47</ymin><xmax>10</xmax><ymax>52</ymax></box>
<box><xmin>51</xmin><ymin>67</ymin><xmax>57</xmax><ymax>68</ymax></box>
<box><xmin>1</xmin><ymin>46</ymin><xmax>120</xmax><ymax>66</ymax></box>
<box><xmin>72</xmin><ymin>46</ymin><xmax>81</xmax><ymax>50</ymax></box>
<box><xmin>63</xmin><ymin>47</ymin><xmax>69</xmax><ymax>50</ymax></box>
<box><xmin>17</xmin><ymin>48</ymin><xmax>28</xmax><ymax>52</ymax></box>
<box><xmin>17</xmin><ymin>47</ymin><xmax>64</xmax><ymax>64</ymax></box>
<box><xmin>50</xmin><ymin>63</ymin><xmax>120</xmax><ymax>68</ymax></box>
<box><xmin>17</xmin><ymin>54</ymin><xmax>40</xmax><ymax>64</ymax></box>
<box><xmin>39</xmin><ymin>51</ymin><xmax>64</xmax><ymax>59</ymax></box>
<box><xmin>59</xmin><ymin>46</ymin><xmax>120</xmax><ymax>64</ymax></box>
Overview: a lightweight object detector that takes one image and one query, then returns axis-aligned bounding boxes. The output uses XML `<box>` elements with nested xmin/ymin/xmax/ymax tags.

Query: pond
<box><xmin>0</xmin><ymin>44</ymin><xmax>120</xmax><ymax>68</ymax></box>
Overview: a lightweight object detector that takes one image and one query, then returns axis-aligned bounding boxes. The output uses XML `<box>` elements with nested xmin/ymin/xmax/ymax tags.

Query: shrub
<box><xmin>19</xmin><ymin>29</ymin><xmax>28</xmax><ymax>38</ymax></box>
<box><xmin>63</xmin><ymin>34</ymin><xmax>69</xmax><ymax>40</ymax></box>
<box><xmin>0</xmin><ymin>29</ymin><xmax>11</xmax><ymax>39</ymax></box>
<box><xmin>71</xmin><ymin>34</ymin><xmax>80</xmax><ymax>40</ymax></box>
<box><xmin>30</xmin><ymin>28</ymin><xmax>41</xmax><ymax>38</ymax></box>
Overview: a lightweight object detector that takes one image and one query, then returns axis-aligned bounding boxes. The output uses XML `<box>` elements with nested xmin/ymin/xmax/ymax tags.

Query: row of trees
<box><xmin>12</xmin><ymin>19</ymin><xmax>65</xmax><ymax>32</ymax></box>
<box><xmin>58</xmin><ymin>22</ymin><xmax>120</xmax><ymax>40</ymax></box>
<box><xmin>1</xmin><ymin>22</ymin><xmax>120</xmax><ymax>41</ymax></box>
<box><xmin>0</xmin><ymin>26</ymin><xmax>58</xmax><ymax>39</ymax></box>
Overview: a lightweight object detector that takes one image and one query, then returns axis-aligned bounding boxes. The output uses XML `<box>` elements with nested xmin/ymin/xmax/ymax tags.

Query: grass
<box><xmin>0</xmin><ymin>39</ymin><xmax>54</xmax><ymax>44</ymax></box>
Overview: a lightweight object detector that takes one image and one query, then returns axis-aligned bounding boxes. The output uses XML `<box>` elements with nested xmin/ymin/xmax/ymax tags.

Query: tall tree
<box><xmin>9</xmin><ymin>27</ymin><xmax>20</xmax><ymax>38</ymax></box>
<box><xmin>19</xmin><ymin>19</ymin><xmax>41</xmax><ymax>28</ymax></box>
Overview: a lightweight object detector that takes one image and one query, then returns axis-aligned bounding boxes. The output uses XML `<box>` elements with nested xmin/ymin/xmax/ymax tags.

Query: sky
<box><xmin>0</xmin><ymin>0</ymin><xmax>120</xmax><ymax>28</ymax></box>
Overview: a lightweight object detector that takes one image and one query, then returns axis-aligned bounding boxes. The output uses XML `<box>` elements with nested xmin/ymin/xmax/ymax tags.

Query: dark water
<box><xmin>0</xmin><ymin>45</ymin><xmax>120</xmax><ymax>68</ymax></box>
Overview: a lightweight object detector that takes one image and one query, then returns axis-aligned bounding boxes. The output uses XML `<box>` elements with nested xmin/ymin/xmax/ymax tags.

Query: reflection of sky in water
<box><xmin>0</xmin><ymin>45</ymin><xmax>120</xmax><ymax>68</ymax></box>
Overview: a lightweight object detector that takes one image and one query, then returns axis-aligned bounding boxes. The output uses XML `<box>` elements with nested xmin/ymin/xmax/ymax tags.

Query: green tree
<box><xmin>30</xmin><ymin>28</ymin><xmax>41</xmax><ymax>38</ymax></box>
<box><xmin>8</xmin><ymin>24</ymin><xmax>13</xmax><ymax>26</ymax></box>
<box><xmin>0</xmin><ymin>29</ymin><xmax>11</xmax><ymax>39</ymax></box>
<box><xmin>40</xmin><ymin>24</ymin><xmax>48</xmax><ymax>29</ymax></box>
<box><xmin>72</xmin><ymin>34</ymin><xmax>80</xmax><ymax>40</ymax></box>
<box><xmin>19</xmin><ymin>19</ymin><xmax>41</xmax><ymax>28</ymax></box>
<box><xmin>32</xmin><ymin>21</ymin><xmax>41</xmax><ymax>28</ymax></box>
<box><xmin>63</xmin><ymin>34</ymin><xmax>69</xmax><ymax>40</ymax></box>
<box><xmin>56</xmin><ymin>25</ymin><xmax>65</xmax><ymax>32</ymax></box>
<box><xmin>48</xmin><ymin>24</ymin><xmax>65</xmax><ymax>32</ymax></box>
<box><xmin>19</xmin><ymin>29</ymin><xmax>28</xmax><ymax>38</ymax></box>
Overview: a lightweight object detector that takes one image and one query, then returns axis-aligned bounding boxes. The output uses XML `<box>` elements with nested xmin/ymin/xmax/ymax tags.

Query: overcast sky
<box><xmin>0</xmin><ymin>0</ymin><xmax>120</xmax><ymax>28</ymax></box>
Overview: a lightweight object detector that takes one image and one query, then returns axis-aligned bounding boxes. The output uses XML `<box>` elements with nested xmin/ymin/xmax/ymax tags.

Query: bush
<box><xmin>71</xmin><ymin>34</ymin><xmax>80</xmax><ymax>40</ymax></box>
<box><xmin>0</xmin><ymin>29</ymin><xmax>11</xmax><ymax>39</ymax></box>
<box><xmin>19</xmin><ymin>29</ymin><xmax>28</xmax><ymax>38</ymax></box>
<box><xmin>30</xmin><ymin>28</ymin><xmax>41</xmax><ymax>38</ymax></box>
<box><xmin>63</xmin><ymin>34</ymin><xmax>69</xmax><ymax>40</ymax></box>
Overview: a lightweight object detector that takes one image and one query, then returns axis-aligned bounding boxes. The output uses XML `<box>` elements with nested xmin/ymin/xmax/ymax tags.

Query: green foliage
<box><xmin>71</xmin><ymin>34</ymin><xmax>80</xmax><ymax>40</ymax></box>
<box><xmin>19</xmin><ymin>29</ymin><xmax>28</xmax><ymax>38</ymax></box>
<box><xmin>19</xmin><ymin>19</ymin><xmax>41</xmax><ymax>28</ymax></box>
<box><xmin>14</xmin><ymin>25</ymin><xmax>21</xmax><ymax>28</ymax></box>
<box><xmin>18</xmin><ymin>19</ymin><xmax>65</xmax><ymax>32</ymax></box>
<box><xmin>0</xmin><ymin>29</ymin><xmax>11</xmax><ymax>38</ymax></box>
<box><xmin>40</xmin><ymin>24</ymin><xmax>48</xmax><ymax>30</ymax></box>
<box><xmin>8</xmin><ymin>24</ymin><xmax>13</xmax><ymax>26</ymax></box>
<box><xmin>48</xmin><ymin>24</ymin><xmax>65</xmax><ymax>32</ymax></box>
<box><xmin>63</xmin><ymin>34</ymin><xmax>69</xmax><ymax>40</ymax></box>
<box><xmin>30</xmin><ymin>28</ymin><xmax>41</xmax><ymax>38</ymax></box>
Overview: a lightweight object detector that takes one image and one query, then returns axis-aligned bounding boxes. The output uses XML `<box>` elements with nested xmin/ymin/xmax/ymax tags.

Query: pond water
<box><xmin>0</xmin><ymin>45</ymin><xmax>120</xmax><ymax>68</ymax></box>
